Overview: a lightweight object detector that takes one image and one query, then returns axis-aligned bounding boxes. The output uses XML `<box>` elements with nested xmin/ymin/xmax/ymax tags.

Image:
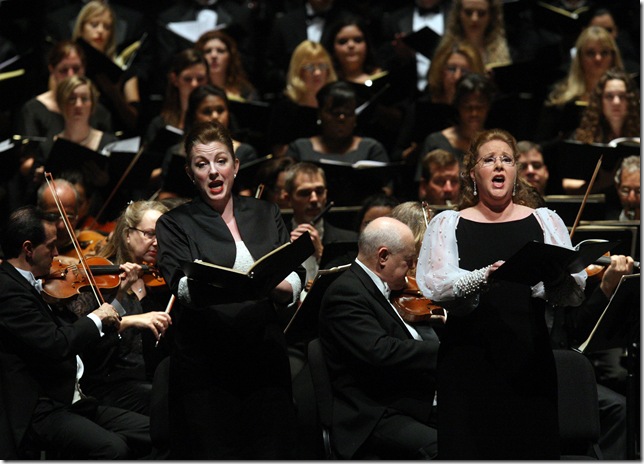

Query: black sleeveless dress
<box><xmin>437</xmin><ymin>215</ymin><xmax>560</xmax><ymax>459</ymax></box>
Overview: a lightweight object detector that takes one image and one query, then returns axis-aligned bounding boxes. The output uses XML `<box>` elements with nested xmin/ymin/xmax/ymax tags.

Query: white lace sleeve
<box><xmin>531</xmin><ymin>208</ymin><xmax>587</xmax><ymax>302</ymax></box>
<box><xmin>416</xmin><ymin>211</ymin><xmax>482</xmax><ymax>314</ymax></box>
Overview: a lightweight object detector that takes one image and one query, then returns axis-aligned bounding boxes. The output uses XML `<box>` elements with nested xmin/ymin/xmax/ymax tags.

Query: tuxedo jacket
<box><xmin>319</xmin><ymin>262</ymin><xmax>439</xmax><ymax>459</ymax></box>
<box><xmin>379</xmin><ymin>3</ymin><xmax>451</xmax><ymax>101</ymax></box>
<box><xmin>0</xmin><ymin>261</ymin><xmax>101</xmax><ymax>457</ymax></box>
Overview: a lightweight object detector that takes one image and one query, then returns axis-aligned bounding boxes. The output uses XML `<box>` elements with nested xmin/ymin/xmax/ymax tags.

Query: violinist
<box><xmin>390</xmin><ymin>201</ymin><xmax>447</xmax><ymax>327</ymax></box>
<box><xmin>548</xmin><ymin>253</ymin><xmax>634</xmax><ymax>460</ymax></box>
<box><xmin>318</xmin><ymin>216</ymin><xmax>438</xmax><ymax>459</ymax></box>
<box><xmin>0</xmin><ymin>205</ymin><xmax>150</xmax><ymax>459</ymax></box>
<box><xmin>67</xmin><ymin>200</ymin><xmax>172</xmax><ymax>415</ymax></box>
<box><xmin>37</xmin><ymin>178</ymin><xmax>82</xmax><ymax>256</ymax></box>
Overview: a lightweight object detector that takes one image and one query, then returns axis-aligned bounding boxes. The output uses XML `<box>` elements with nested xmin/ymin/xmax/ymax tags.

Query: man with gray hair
<box><xmin>319</xmin><ymin>217</ymin><xmax>438</xmax><ymax>459</ymax></box>
<box><xmin>611</xmin><ymin>155</ymin><xmax>640</xmax><ymax>220</ymax></box>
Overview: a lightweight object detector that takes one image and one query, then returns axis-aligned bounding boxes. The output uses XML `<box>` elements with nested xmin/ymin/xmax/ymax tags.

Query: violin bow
<box><xmin>88</xmin><ymin>144</ymin><xmax>146</xmax><ymax>230</ymax></box>
<box><xmin>155</xmin><ymin>294</ymin><xmax>176</xmax><ymax>348</ymax></box>
<box><xmin>45</xmin><ymin>172</ymin><xmax>106</xmax><ymax>306</ymax></box>
<box><xmin>569</xmin><ymin>155</ymin><xmax>603</xmax><ymax>240</ymax></box>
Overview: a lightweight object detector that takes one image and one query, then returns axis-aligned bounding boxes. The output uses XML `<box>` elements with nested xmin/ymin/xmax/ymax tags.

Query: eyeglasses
<box><xmin>130</xmin><ymin>227</ymin><xmax>156</xmax><ymax>239</ymax></box>
<box><xmin>477</xmin><ymin>155</ymin><xmax>515</xmax><ymax>167</ymax></box>
<box><xmin>445</xmin><ymin>65</ymin><xmax>470</xmax><ymax>75</ymax></box>
<box><xmin>302</xmin><ymin>63</ymin><xmax>329</xmax><ymax>72</ymax></box>
<box><xmin>43</xmin><ymin>212</ymin><xmax>78</xmax><ymax>223</ymax></box>
<box><xmin>618</xmin><ymin>187</ymin><xmax>640</xmax><ymax>197</ymax></box>
<box><xmin>603</xmin><ymin>92</ymin><xmax>627</xmax><ymax>102</ymax></box>
<box><xmin>294</xmin><ymin>187</ymin><xmax>326</xmax><ymax>198</ymax></box>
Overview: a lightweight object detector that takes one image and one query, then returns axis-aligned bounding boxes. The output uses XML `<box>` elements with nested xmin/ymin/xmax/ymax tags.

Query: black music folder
<box><xmin>314</xmin><ymin>159</ymin><xmax>401</xmax><ymax>206</ymax></box>
<box><xmin>182</xmin><ymin>231</ymin><xmax>314</xmax><ymax>301</ymax></box>
<box><xmin>575</xmin><ymin>273</ymin><xmax>640</xmax><ymax>353</ymax></box>
<box><xmin>555</xmin><ymin>140</ymin><xmax>640</xmax><ymax>181</ymax></box>
<box><xmin>284</xmin><ymin>263</ymin><xmax>351</xmax><ymax>343</ymax></box>
<box><xmin>45</xmin><ymin>137</ymin><xmax>109</xmax><ymax>180</ymax></box>
<box><xmin>76</xmin><ymin>37</ymin><xmax>124</xmax><ymax>84</ymax></box>
<box><xmin>401</xmin><ymin>26</ymin><xmax>441</xmax><ymax>59</ymax></box>
<box><xmin>490</xmin><ymin>240</ymin><xmax>617</xmax><ymax>286</ymax></box>
<box><xmin>162</xmin><ymin>153</ymin><xmax>194</xmax><ymax>198</ymax></box>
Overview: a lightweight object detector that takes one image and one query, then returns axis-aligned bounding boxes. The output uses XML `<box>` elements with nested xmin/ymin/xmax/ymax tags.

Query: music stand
<box><xmin>284</xmin><ymin>264</ymin><xmax>350</xmax><ymax>345</ymax></box>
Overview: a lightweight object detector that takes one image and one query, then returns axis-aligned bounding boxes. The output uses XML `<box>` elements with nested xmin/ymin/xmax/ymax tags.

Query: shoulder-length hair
<box><xmin>322</xmin><ymin>16</ymin><xmax>381</xmax><ymax>79</ymax></box>
<box><xmin>575</xmin><ymin>68</ymin><xmax>640</xmax><ymax>144</ymax></box>
<box><xmin>547</xmin><ymin>26</ymin><xmax>624</xmax><ymax>107</ymax></box>
<box><xmin>98</xmin><ymin>200</ymin><xmax>169</xmax><ymax>265</ymax></box>
<box><xmin>285</xmin><ymin>40</ymin><xmax>337</xmax><ymax>104</ymax></box>
<box><xmin>195</xmin><ymin>29</ymin><xmax>256</xmax><ymax>98</ymax></box>
<box><xmin>442</xmin><ymin>0</ymin><xmax>510</xmax><ymax>65</ymax></box>
<box><xmin>459</xmin><ymin>128</ymin><xmax>540</xmax><ymax>209</ymax></box>
<box><xmin>427</xmin><ymin>40</ymin><xmax>485</xmax><ymax>102</ymax></box>
<box><xmin>55</xmin><ymin>75</ymin><xmax>100</xmax><ymax>115</ymax></box>
<box><xmin>72</xmin><ymin>0</ymin><xmax>117</xmax><ymax>58</ymax></box>
<box><xmin>161</xmin><ymin>48</ymin><xmax>209</xmax><ymax>127</ymax></box>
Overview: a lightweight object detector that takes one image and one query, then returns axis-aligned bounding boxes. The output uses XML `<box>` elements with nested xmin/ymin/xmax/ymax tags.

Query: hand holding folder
<box><xmin>182</xmin><ymin>231</ymin><xmax>315</xmax><ymax>301</ymax></box>
<box><xmin>489</xmin><ymin>240</ymin><xmax>617</xmax><ymax>286</ymax></box>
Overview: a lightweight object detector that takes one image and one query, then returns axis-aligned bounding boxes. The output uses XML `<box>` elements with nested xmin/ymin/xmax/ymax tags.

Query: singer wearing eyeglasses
<box><xmin>416</xmin><ymin>129</ymin><xmax>587</xmax><ymax>459</ymax></box>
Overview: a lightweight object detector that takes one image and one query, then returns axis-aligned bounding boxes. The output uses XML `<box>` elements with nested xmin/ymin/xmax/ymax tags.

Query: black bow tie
<box><xmin>417</xmin><ymin>5</ymin><xmax>441</xmax><ymax>16</ymax></box>
<box><xmin>307</xmin><ymin>11</ymin><xmax>327</xmax><ymax>22</ymax></box>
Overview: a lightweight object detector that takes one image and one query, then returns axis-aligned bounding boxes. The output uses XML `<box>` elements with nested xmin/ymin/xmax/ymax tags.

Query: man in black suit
<box><xmin>283</xmin><ymin>162</ymin><xmax>358</xmax><ymax>288</ymax></box>
<box><xmin>0</xmin><ymin>205</ymin><xmax>151</xmax><ymax>459</ymax></box>
<box><xmin>319</xmin><ymin>216</ymin><xmax>438</xmax><ymax>459</ymax></box>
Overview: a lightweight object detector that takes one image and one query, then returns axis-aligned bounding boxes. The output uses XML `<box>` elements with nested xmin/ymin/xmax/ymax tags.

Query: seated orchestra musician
<box><xmin>0</xmin><ymin>205</ymin><xmax>151</xmax><ymax>459</ymax></box>
<box><xmin>65</xmin><ymin>200</ymin><xmax>173</xmax><ymax>415</ymax></box>
<box><xmin>318</xmin><ymin>216</ymin><xmax>439</xmax><ymax>459</ymax></box>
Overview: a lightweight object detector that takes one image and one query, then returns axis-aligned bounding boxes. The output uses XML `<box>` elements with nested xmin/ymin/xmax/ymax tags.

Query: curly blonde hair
<box><xmin>459</xmin><ymin>128</ymin><xmax>541</xmax><ymax>209</ymax></box>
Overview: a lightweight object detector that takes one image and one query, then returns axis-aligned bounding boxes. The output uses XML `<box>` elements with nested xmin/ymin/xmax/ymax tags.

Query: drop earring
<box><xmin>512</xmin><ymin>180</ymin><xmax>517</xmax><ymax>196</ymax></box>
<box><xmin>473</xmin><ymin>179</ymin><xmax>477</xmax><ymax>196</ymax></box>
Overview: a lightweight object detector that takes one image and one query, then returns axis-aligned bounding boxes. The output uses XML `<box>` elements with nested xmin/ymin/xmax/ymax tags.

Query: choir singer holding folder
<box><xmin>155</xmin><ymin>120</ymin><xmax>305</xmax><ymax>459</ymax></box>
<box><xmin>416</xmin><ymin>129</ymin><xmax>587</xmax><ymax>459</ymax></box>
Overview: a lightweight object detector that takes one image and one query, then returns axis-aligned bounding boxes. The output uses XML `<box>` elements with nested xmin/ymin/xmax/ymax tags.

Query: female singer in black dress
<box><xmin>155</xmin><ymin>120</ymin><xmax>303</xmax><ymax>459</ymax></box>
<box><xmin>416</xmin><ymin>129</ymin><xmax>587</xmax><ymax>459</ymax></box>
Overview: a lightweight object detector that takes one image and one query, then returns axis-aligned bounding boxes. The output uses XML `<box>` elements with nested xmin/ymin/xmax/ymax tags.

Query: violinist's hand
<box><xmin>291</xmin><ymin>224</ymin><xmax>323</xmax><ymax>261</ymax></box>
<box><xmin>118</xmin><ymin>262</ymin><xmax>144</xmax><ymax>294</ymax></box>
<box><xmin>600</xmin><ymin>255</ymin><xmax>635</xmax><ymax>298</ymax></box>
<box><xmin>92</xmin><ymin>303</ymin><xmax>121</xmax><ymax>332</ymax></box>
<box><xmin>119</xmin><ymin>311</ymin><xmax>172</xmax><ymax>339</ymax></box>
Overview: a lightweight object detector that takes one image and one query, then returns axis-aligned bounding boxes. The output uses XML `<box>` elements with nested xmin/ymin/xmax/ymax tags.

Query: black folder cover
<box><xmin>401</xmin><ymin>26</ymin><xmax>441</xmax><ymax>59</ymax></box>
<box><xmin>182</xmin><ymin>231</ymin><xmax>314</xmax><ymax>300</ymax></box>
<box><xmin>490</xmin><ymin>240</ymin><xmax>617</xmax><ymax>286</ymax></box>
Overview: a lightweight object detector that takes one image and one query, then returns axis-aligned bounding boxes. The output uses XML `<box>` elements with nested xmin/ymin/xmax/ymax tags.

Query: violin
<box><xmin>42</xmin><ymin>256</ymin><xmax>121</xmax><ymax>302</ymax></box>
<box><xmin>61</xmin><ymin>229</ymin><xmax>109</xmax><ymax>258</ymax></box>
<box><xmin>142</xmin><ymin>263</ymin><xmax>166</xmax><ymax>288</ymax></box>
<box><xmin>42</xmin><ymin>256</ymin><xmax>164</xmax><ymax>301</ymax></box>
<box><xmin>391</xmin><ymin>276</ymin><xmax>445</xmax><ymax>324</ymax></box>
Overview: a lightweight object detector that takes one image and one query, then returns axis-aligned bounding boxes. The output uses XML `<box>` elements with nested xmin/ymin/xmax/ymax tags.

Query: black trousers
<box><xmin>27</xmin><ymin>398</ymin><xmax>151</xmax><ymax>459</ymax></box>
